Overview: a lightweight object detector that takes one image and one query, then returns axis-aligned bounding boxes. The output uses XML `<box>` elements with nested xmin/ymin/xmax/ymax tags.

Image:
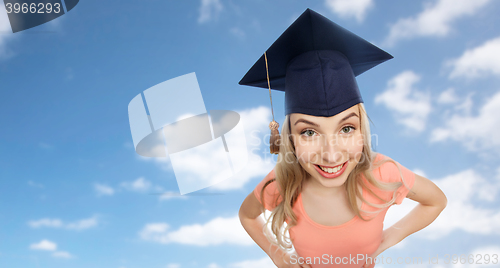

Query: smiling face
<box><xmin>290</xmin><ymin>105</ymin><xmax>364</xmax><ymax>190</ymax></box>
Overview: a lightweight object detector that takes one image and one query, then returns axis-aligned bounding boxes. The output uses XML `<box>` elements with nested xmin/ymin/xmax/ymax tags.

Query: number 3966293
<box><xmin>5</xmin><ymin>2</ymin><xmax>61</xmax><ymax>14</ymax></box>
<box><xmin>443</xmin><ymin>254</ymin><xmax>498</xmax><ymax>265</ymax></box>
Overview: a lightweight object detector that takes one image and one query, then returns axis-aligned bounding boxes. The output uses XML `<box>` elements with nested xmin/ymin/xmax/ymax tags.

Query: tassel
<box><xmin>269</xmin><ymin>120</ymin><xmax>280</xmax><ymax>154</ymax></box>
<box><xmin>264</xmin><ymin>51</ymin><xmax>280</xmax><ymax>154</ymax></box>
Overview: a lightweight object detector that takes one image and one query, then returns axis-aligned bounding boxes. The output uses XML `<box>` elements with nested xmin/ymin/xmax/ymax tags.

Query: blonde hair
<box><xmin>259</xmin><ymin>103</ymin><xmax>412</xmax><ymax>253</ymax></box>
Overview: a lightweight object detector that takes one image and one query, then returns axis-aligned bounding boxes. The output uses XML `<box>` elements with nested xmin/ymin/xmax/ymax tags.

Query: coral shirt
<box><xmin>253</xmin><ymin>153</ymin><xmax>416</xmax><ymax>268</ymax></box>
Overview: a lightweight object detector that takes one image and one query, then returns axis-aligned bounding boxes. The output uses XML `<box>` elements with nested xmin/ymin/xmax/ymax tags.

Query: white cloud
<box><xmin>325</xmin><ymin>0</ymin><xmax>374</xmax><ymax>22</ymax></box>
<box><xmin>437</xmin><ymin>88</ymin><xmax>459</xmax><ymax>104</ymax></box>
<box><xmin>209</xmin><ymin>106</ymin><xmax>275</xmax><ymax>191</ymax></box>
<box><xmin>120</xmin><ymin>177</ymin><xmax>152</xmax><ymax>192</ymax></box>
<box><xmin>29</xmin><ymin>240</ymin><xmax>74</xmax><ymax>259</ymax></box>
<box><xmin>159</xmin><ymin>191</ymin><xmax>189</xmax><ymax>201</ymax></box>
<box><xmin>52</xmin><ymin>251</ymin><xmax>73</xmax><ymax>259</ymax></box>
<box><xmin>431</xmin><ymin>91</ymin><xmax>500</xmax><ymax>152</ymax></box>
<box><xmin>96</xmin><ymin>179</ymin><xmax>165</xmax><ymax>197</ymax></box>
<box><xmin>198</xmin><ymin>0</ymin><xmax>223</xmax><ymax>24</ymax></box>
<box><xmin>162</xmin><ymin>139</ymin><xmax>237</xmax><ymax>193</ymax></box>
<box><xmin>228</xmin><ymin>257</ymin><xmax>276</xmax><ymax>268</ymax></box>
<box><xmin>29</xmin><ymin>239</ymin><xmax>57</xmax><ymax>251</ymax></box>
<box><xmin>135</xmin><ymin>106</ymin><xmax>275</xmax><ymax>193</ymax></box>
<box><xmin>424</xmin><ymin>170</ymin><xmax>500</xmax><ymax>237</ymax></box>
<box><xmin>28</xmin><ymin>218</ymin><xmax>63</xmax><ymax>228</ymax></box>
<box><xmin>375</xmin><ymin>71</ymin><xmax>431</xmax><ymax>132</ymax></box>
<box><xmin>139</xmin><ymin>215</ymin><xmax>253</xmax><ymax>246</ymax></box>
<box><xmin>454</xmin><ymin>93</ymin><xmax>474</xmax><ymax>115</ymax></box>
<box><xmin>210</xmin><ymin>152</ymin><xmax>274</xmax><ymax>191</ymax></box>
<box><xmin>65</xmin><ymin>216</ymin><xmax>99</xmax><ymax>231</ymax></box>
<box><xmin>210</xmin><ymin>106</ymin><xmax>276</xmax><ymax>191</ymax></box>
<box><xmin>94</xmin><ymin>183</ymin><xmax>115</xmax><ymax>196</ymax></box>
<box><xmin>385</xmin><ymin>168</ymin><xmax>500</xmax><ymax>240</ymax></box>
<box><xmin>448</xmin><ymin>36</ymin><xmax>500</xmax><ymax>79</ymax></box>
<box><xmin>239</xmin><ymin>106</ymin><xmax>271</xmax><ymax>139</ymax></box>
<box><xmin>148</xmin><ymin>106</ymin><xmax>273</xmax><ymax>192</ymax></box>
<box><xmin>166</xmin><ymin>264</ymin><xmax>181</xmax><ymax>268</ymax></box>
<box><xmin>28</xmin><ymin>216</ymin><xmax>98</xmax><ymax>231</ymax></box>
<box><xmin>383</xmin><ymin>0</ymin><xmax>492</xmax><ymax>46</ymax></box>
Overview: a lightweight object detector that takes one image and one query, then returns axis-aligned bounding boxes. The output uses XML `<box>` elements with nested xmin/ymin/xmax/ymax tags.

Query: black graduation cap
<box><xmin>239</xmin><ymin>8</ymin><xmax>393</xmax><ymax>117</ymax></box>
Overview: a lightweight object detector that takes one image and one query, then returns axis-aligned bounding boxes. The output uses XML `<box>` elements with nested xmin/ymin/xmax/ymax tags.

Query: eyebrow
<box><xmin>293</xmin><ymin>112</ymin><xmax>359</xmax><ymax>127</ymax></box>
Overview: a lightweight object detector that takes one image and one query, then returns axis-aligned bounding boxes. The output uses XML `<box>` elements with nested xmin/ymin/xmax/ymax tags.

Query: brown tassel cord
<box><xmin>264</xmin><ymin>52</ymin><xmax>280</xmax><ymax>154</ymax></box>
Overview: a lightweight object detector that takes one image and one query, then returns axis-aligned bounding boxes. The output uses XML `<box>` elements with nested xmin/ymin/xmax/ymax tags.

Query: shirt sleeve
<box><xmin>253</xmin><ymin>169</ymin><xmax>282</xmax><ymax>211</ymax></box>
<box><xmin>377</xmin><ymin>154</ymin><xmax>416</xmax><ymax>205</ymax></box>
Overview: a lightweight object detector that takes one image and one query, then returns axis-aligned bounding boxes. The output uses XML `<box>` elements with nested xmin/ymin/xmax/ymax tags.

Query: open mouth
<box><xmin>313</xmin><ymin>160</ymin><xmax>349</xmax><ymax>178</ymax></box>
<box><xmin>317</xmin><ymin>162</ymin><xmax>346</xmax><ymax>174</ymax></box>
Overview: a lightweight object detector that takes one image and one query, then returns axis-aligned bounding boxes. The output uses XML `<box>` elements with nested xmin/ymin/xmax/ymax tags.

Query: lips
<box><xmin>313</xmin><ymin>160</ymin><xmax>348</xmax><ymax>179</ymax></box>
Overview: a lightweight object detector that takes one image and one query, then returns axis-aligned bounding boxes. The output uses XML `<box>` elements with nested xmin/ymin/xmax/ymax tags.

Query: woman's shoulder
<box><xmin>368</xmin><ymin>152</ymin><xmax>416</xmax><ymax>205</ymax></box>
<box><xmin>370</xmin><ymin>153</ymin><xmax>412</xmax><ymax>184</ymax></box>
<box><xmin>256</xmin><ymin>169</ymin><xmax>277</xmax><ymax>187</ymax></box>
<box><xmin>253</xmin><ymin>169</ymin><xmax>282</xmax><ymax>211</ymax></box>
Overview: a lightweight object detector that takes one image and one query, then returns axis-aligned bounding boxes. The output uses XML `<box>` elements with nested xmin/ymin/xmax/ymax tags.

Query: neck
<box><xmin>303</xmin><ymin>175</ymin><xmax>346</xmax><ymax>197</ymax></box>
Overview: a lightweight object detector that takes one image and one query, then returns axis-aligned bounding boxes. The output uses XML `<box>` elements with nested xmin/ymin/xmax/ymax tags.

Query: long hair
<box><xmin>259</xmin><ymin>103</ymin><xmax>412</xmax><ymax>253</ymax></box>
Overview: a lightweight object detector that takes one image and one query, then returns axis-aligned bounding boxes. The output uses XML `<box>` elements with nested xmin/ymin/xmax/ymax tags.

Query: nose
<box><xmin>321</xmin><ymin>133</ymin><xmax>344</xmax><ymax>164</ymax></box>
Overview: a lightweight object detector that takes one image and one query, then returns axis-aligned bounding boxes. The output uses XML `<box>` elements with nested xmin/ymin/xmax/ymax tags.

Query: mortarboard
<box><xmin>239</xmin><ymin>8</ymin><xmax>393</xmax><ymax>153</ymax></box>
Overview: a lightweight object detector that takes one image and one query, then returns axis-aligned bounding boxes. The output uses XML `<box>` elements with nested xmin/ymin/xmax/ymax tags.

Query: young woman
<box><xmin>238</xmin><ymin>9</ymin><xmax>447</xmax><ymax>268</ymax></box>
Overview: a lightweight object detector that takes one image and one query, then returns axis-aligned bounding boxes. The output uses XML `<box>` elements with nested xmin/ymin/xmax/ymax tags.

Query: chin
<box><xmin>313</xmin><ymin>173</ymin><xmax>350</xmax><ymax>188</ymax></box>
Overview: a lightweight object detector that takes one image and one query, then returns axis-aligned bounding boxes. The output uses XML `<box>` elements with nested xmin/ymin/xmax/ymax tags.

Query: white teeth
<box><xmin>320</xmin><ymin>163</ymin><xmax>344</xmax><ymax>174</ymax></box>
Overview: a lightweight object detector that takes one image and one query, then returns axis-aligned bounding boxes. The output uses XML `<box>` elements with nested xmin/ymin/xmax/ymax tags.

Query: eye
<box><xmin>301</xmin><ymin>129</ymin><xmax>317</xmax><ymax>137</ymax></box>
<box><xmin>341</xmin><ymin>126</ymin><xmax>355</xmax><ymax>134</ymax></box>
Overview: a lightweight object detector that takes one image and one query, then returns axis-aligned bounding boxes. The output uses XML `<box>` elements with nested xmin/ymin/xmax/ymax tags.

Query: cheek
<box><xmin>347</xmin><ymin>134</ymin><xmax>364</xmax><ymax>159</ymax></box>
<box><xmin>294</xmin><ymin>142</ymin><xmax>319</xmax><ymax>163</ymax></box>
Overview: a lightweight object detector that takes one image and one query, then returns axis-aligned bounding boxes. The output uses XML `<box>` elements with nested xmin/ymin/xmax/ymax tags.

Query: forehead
<box><xmin>290</xmin><ymin>105</ymin><xmax>360</xmax><ymax>123</ymax></box>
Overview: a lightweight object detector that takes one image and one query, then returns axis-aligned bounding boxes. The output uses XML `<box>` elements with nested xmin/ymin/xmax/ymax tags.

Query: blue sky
<box><xmin>1</xmin><ymin>0</ymin><xmax>500</xmax><ymax>267</ymax></box>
